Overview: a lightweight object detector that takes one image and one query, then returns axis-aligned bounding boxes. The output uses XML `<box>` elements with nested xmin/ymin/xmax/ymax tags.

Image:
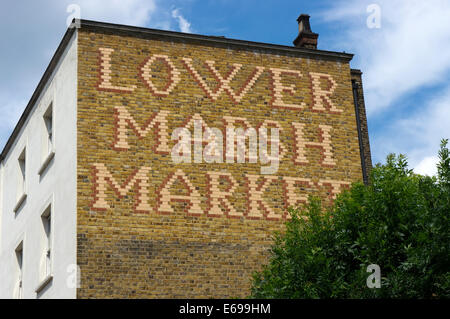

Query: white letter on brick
<box><xmin>140</xmin><ymin>54</ymin><xmax>181</xmax><ymax>96</ymax></box>
<box><xmin>157</xmin><ymin>169</ymin><xmax>203</xmax><ymax>216</ymax></box>
<box><xmin>269</xmin><ymin>68</ymin><xmax>305</xmax><ymax>110</ymax></box>
<box><xmin>98</xmin><ymin>48</ymin><xmax>137</xmax><ymax>92</ymax></box>
<box><xmin>112</xmin><ymin>105</ymin><xmax>170</xmax><ymax>153</ymax></box>
<box><xmin>206</xmin><ymin>172</ymin><xmax>242</xmax><ymax>218</ymax></box>
<box><xmin>91</xmin><ymin>163</ymin><xmax>152</xmax><ymax>213</ymax></box>
<box><xmin>292</xmin><ymin>123</ymin><xmax>336</xmax><ymax>166</ymax></box>
<box><xmin>309</xmin><ymin>72</ymin><xmax>341</xmax><ymax>113</ymax></box>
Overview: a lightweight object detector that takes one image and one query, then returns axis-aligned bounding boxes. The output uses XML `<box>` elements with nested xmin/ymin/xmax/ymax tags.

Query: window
<box><xmin>43</xmin><ymin>104</ymin><xmax>53</xmax><ymax>156</ymax></box>
<box><xmin>18</xmin><ymin>148</ymin><xmax>26</xmax><ymax>196</ymax></box>
<box><xmin>14</xmin><ymin>148</ymin><xmax>27</xmax><ymax>212</ymax></box>
<box><xmin>36</xmin><ymin>203</ymin><xmax>54</xmax><ymax>294</ymax></box>
<box><xmin>41</xmin><ymin>206</ymin><xmax>52</xmax><ymax>278</ymax></box>
<box><xmin>15</xmin><ymin>242</ymin><xmax>23</xmax><ymax>299</ymax></box>
<box><xmin>39</xmin><ymin>104</ymin><xmax>55</xmax><ymax>175</ymax></box>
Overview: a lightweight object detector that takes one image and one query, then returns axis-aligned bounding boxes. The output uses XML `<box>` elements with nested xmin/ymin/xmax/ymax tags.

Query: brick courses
<box><xmin>76</xmin><ymin>27</ymin><xmax>369</xmax><ymax>298</ymax></box>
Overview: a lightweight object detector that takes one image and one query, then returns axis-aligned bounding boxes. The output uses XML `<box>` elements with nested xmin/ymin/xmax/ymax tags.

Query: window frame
<box><xmin>35</xmin><ymin>196</ymin><xmax>54</xmax><ymax>294</ymax></box>
<box><xmin>14</xmin><ymin>147</ymin><xmax>27</xmax><ymax>213</ymax></box>
<box><xmin>38</xmin><ymin>102</ymin><xmax>55</xmax><ymax>176</ymax></box>
<box><xmin>14</xmin><ymin>240</ymin><xmax>24</xmax><ymax>299</ymax></box>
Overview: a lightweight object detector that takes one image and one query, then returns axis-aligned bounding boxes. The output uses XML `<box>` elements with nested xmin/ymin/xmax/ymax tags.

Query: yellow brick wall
<box><xmin>76</xmin><ymin>28</ymin><xmax>364</xmax><ymax>298</ymax></box>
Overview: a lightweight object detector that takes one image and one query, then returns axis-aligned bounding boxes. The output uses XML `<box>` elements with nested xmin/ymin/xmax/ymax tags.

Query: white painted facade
<box><xmin>0</xmin><ymin>31</ymin><xmax>78</xmax><ymax>299</ymax></box>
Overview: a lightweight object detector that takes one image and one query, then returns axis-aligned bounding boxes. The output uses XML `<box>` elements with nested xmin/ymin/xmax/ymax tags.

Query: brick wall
<box><xmin>76</xmin><ymin>27</ymin><xmax>366</xmax><ymax>298</ymax></box>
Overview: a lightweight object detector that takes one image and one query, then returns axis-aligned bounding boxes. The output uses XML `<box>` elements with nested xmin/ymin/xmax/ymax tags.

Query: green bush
<box><xmin>251</xmin><ymin>139</ymin><xmax>450</xmax><ymax>298</ymax></box>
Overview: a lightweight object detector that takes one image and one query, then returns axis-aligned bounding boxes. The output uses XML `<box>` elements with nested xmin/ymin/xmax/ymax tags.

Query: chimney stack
<box><xmin>293</xmin><ymin>14</ymin><xmax>318</xmax><ymax>49</ymax></box>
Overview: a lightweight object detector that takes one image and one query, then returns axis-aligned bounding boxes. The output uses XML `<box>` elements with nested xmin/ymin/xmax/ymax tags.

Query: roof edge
<box><xmin>351</xmin><ymin>68</ymin><xmax>363</xmax><ymax>75</ymax></box>
<box><xmin>79</xmin><ymin>19</ymin><xmax>354</xmax><ymax>62</ymax></box>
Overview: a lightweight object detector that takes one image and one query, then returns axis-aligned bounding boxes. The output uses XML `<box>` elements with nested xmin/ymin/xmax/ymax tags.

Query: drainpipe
<box><xmin>352</xmin><ymin>80</ymin><xmax>368</xmax><ymax>185</ymax></box>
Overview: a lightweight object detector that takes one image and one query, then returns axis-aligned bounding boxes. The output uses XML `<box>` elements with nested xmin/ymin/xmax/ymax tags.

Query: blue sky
<box><xmin>1</xmin><ymin>0</ymin><xmax>449</xmax><ymax>175</ymax></box>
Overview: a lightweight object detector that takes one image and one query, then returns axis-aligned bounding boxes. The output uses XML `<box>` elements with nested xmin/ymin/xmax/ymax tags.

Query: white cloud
<box><xmin>320</xmin><ymin>0</ymin><xmax>450</xmax><ymax>114</ymax></box>
<box><xmin>75</xmin><ymin>0</ymin><xmax>157</xmax><ymax>26</ymax></box>
<box><xmin>171</xmin><ymin>8</ymin><xmax>192</xmax><ymax>33</ymax></box>
<box><xmin>318</xmin><ymin>0</ymin><xmax>450</xmax><ymax>174</ymax></box>
<box><xmin>399</xmin><ymin>88</ymin><xmax>450</xmax><ymax>173</ymax></box>
<box><xmin>414</xmin><ymin>156</ymin><xmax>438</xmax><ymax>176</ymax></box>
<box><xmin>370</xmin><ymin>83</ymin><xmax>450</xmax><ymax>175</ymax></box>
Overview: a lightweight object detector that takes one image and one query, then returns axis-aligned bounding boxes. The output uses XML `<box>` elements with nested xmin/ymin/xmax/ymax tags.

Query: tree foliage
<box><xmin>251</xmin><ymin>139</ymin><xmax>450</xmax><ymax>298</ymax></box>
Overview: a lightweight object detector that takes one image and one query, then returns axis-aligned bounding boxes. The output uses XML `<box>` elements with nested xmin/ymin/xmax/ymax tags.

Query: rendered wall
<box><xmin>76</xmin><ymin>28</ymin><xmax>364</xmax><ymax>298</ymax></box>
<box><xmin>0</xmin><ymin>32</ymin><xmax>78</xmax><ymax>299</ymax></box>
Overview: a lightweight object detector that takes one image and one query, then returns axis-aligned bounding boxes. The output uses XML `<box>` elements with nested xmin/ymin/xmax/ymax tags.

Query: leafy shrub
<box><xmin>251</xmin><ymin>140</ymin><xmax>450</xmax><ymax>298</ymax></box>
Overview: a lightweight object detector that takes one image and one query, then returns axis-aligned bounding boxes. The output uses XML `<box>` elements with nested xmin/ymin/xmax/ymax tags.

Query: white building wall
<box><xmin>0</xmin><ymin>31</ymin><xmax>77</xmax><ymax>299</ymax></box>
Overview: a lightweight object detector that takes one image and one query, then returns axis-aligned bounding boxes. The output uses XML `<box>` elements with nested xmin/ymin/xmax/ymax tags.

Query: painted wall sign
<box><xmin>89</xmin><ymin>47</ymin><xmax>354</xmax><ymax>219</ymax></box>
<box><xmin>76</xmin><ymin>30</ymin><xmax>364</xmax><ymax>298</ymax></box>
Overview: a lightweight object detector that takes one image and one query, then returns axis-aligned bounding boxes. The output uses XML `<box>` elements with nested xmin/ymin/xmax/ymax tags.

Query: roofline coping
<box><xmin>80</xmin><ymin>19</ymin><xmax>354</xmax><ymax>61</ymax></box>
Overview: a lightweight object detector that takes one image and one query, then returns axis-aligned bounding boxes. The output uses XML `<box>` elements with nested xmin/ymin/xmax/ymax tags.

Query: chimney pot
<box><xmin>293</xmin><ymin>14</ymin><xmax>318</xmax><ymax>49</ymax></box>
